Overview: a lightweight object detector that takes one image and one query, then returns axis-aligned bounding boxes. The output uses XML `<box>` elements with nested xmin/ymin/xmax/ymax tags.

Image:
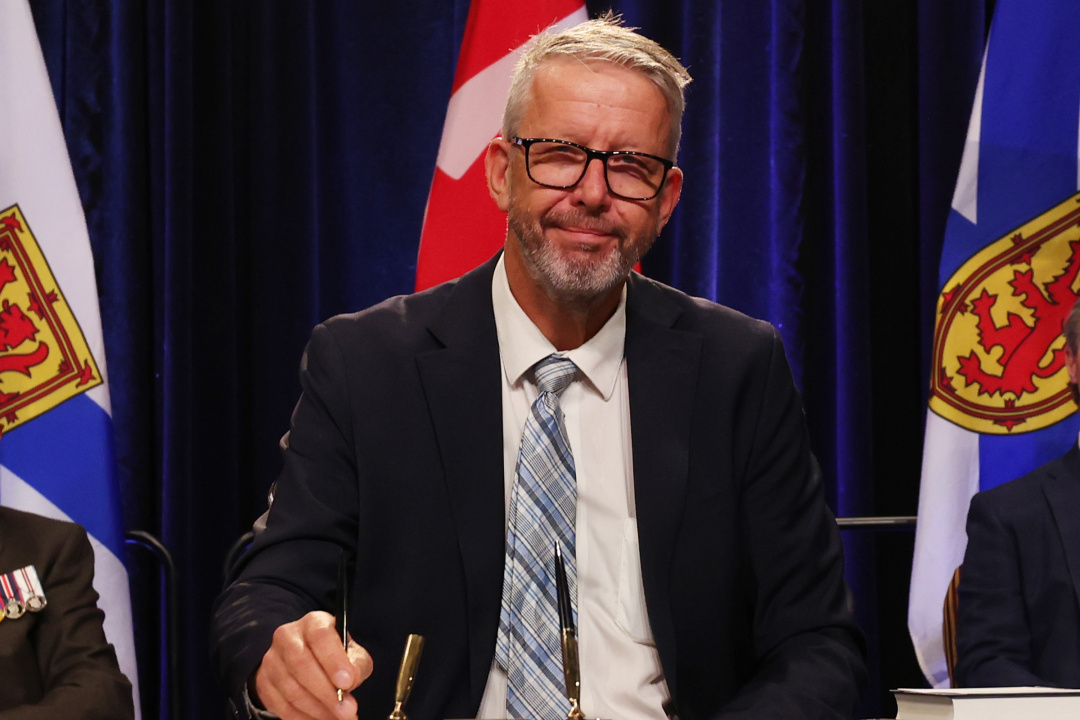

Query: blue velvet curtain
<box><xmin>28</xmin><ymin>0</ymin><xmax>992</xmax><ymax>717</ymax></box>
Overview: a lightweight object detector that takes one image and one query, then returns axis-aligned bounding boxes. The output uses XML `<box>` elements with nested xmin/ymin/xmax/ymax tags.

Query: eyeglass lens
<box><xmin>525</xmin><ymin>141</ymin><xmax>666</xmax><ymax>200</ymax></box>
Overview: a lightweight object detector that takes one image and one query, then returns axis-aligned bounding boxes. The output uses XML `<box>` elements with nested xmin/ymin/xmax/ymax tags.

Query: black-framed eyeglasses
<box><xmin>511</xmin><ymin>137</ymin><xmax>674</xmax><ymax>201</ymax></box>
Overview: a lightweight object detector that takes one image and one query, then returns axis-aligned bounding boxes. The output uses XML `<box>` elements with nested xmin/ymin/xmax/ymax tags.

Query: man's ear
<box><xmin>657</xmin><ymin>166</ymin><xmax>683</xmax><ymax>231</ymax></box>
<box><xmin>485</xmin><ymin>137</ymin><xmax>512</xmax><ymax>212</ymax></box>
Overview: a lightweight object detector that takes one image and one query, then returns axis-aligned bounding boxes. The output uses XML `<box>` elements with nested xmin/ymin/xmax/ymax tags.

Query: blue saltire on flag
<box><xmin>0</xmin><ymin>1</ymin><xmax>141</xmax><ymax>714</ymax></box>
<box><xmin>910</xmin><ymin>0</ymin><xmax>1080</xmax><ymax>687</ymax></box>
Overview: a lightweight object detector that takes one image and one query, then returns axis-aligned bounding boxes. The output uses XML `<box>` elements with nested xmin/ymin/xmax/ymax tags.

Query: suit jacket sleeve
<box><xmin>211</xmin><ymin>320</ymin><xmax>361</xmax><ymax>704</ymax></box>
<box><xmin>954</xmin><ymin>488</ymin><xmax>1045</xmax><ymax>687</ymax></box>
<box><xmin>0</xmin><ymin>522</ymin><xmax>134</xmax><ymax>720</ymax></box>
<box><xmin>717</xmin><ymin>327</ymin><xmax>865</xmax><ymax>719</ymax></box>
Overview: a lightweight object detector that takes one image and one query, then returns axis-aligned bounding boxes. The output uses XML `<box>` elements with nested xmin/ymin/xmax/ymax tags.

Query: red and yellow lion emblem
<box><xmin>0</xmin><ymin>205</ymin><xmax>100</xmax><ymax>435</ymax></box>
<box><xmin>931</xmin><ymin>192</ymin><xmax>1080</xmax><ymax>434</ymax></box>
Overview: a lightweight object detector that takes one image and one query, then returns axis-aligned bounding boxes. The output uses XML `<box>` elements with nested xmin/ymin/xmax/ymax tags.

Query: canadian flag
<box><xmin>415</xmin><ymin>0</ymin><xmax>589</xmax><ymax>291</ymax></box>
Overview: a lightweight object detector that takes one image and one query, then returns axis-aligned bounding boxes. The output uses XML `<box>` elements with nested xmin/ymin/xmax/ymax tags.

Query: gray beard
<box><xmin>507</xmin><ymin>205</ymin><xmax>657</xmax><ymax>307</ymax></box>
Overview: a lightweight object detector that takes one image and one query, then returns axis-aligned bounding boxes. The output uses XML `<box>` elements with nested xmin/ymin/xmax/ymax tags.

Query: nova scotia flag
<box><xmin>909</xmin><ymin>0</ymin><xmax>1080</xmax><ymax>687</ymax></box>
<box><xmin>0</xmin><ymin>1</ymin><xmax>140</xmax><ymax>713</ymax></box>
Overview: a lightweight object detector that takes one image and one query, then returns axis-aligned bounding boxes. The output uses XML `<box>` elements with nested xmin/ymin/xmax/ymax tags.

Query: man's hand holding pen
<box><xmin>252</xmin><ymin>610</ymin><xmax>373</xmax><ymax>720</ymax></box>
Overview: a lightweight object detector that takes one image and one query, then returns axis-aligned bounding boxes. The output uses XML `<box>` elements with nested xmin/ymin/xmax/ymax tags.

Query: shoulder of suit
<box><xmin>310</xmin><ymin>259</ymin><xmax>495</xmax><ymax>355</ymax></box>
<box><xmin>0</xmin><ymin>507</ymin><xmax>85</xmax><ymax>556</ymax></box>
<box><xmin>627</xmin><ymin>271</ymin><xmax>779</xmax><ymax>342</ymax></box>
<box><xmin>320</xmin><ymin>281</ymin><xmax>457</xmax><ymax>331</ymax></box>
<box><xmin>972</xmin><ymin>448</ymin><xmax>1078</xmax><ymax>512</ymax></box>
<box><xmin>0</xmin><ymin>506</ymin><xmax>79</xmax><ymax>533</ymax></box>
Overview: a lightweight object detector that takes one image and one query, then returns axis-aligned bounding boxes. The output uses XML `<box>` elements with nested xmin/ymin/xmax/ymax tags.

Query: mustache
<box><xmin>540</xmin><ymin>210</ymin><xmax>626</xmax><ymax>240</ymax></box>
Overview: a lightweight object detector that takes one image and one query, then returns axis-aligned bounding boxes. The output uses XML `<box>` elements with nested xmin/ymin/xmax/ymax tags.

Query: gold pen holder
<box><xmin>388</xmin><ymin>634</ymin><xmax>425</xmax><ymax>720</ymax></box>
<box><xmin>561</xmin><ymin>629</ymin><xmax>585</xmax><ymax>720</ymax></box>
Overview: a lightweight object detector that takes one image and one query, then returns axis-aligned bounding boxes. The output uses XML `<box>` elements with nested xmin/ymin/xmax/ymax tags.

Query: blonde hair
<box><xmin>502</xmin><ymin>13</ymin><xmax>692</xmax><ymax>159</ymax></box>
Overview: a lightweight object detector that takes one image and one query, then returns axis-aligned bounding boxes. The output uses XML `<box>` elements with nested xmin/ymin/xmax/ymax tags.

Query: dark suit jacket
<box><xmin>0</xmin><ymin>507</ymin><xmax>134</xmax><ymax>720</ymax></box>
<box><xmin>212</xmin><ymin>257</ymin><xmax>865</xmax><ymax>719</ymax></box>
<box><xmin>956</xmin><ymin>445</ymin><xmax>1080</xmax><ymax>688</ymax></box>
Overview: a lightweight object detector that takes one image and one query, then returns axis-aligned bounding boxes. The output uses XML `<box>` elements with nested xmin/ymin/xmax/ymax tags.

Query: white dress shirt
<box><xmin>477</xmin><ymin>256</ymin><xmax>671</xmax><ymax>720</ymax></box>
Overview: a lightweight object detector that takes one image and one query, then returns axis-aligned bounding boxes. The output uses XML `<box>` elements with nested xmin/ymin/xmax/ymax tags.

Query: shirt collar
<box><xmin>491</xmin><ymin>255</ymin><xmax>626</xmax><ymax>400</ymax></box>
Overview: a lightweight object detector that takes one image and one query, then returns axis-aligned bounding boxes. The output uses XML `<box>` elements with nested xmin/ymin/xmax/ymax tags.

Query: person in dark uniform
<box><xmin>0</xmin><ymin>505</ymin><xmax>134</xmax><ymax>719</ymax></box>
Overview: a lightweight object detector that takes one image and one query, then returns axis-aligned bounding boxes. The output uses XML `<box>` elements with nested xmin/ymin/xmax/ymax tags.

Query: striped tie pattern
<box><xmin>496</xmin><ymin>354</ymin><xmax>579</xmax><ymax>720</ymax></box>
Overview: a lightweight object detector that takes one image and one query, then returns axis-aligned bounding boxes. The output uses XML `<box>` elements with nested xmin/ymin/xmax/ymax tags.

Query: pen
<box><xmin>336</xmin><ymin>553</ymin><xmax>348</xmax><ymax>703</ymax></box>
<box><xmin>555</xmin><ymin>542</ymin><xmax>585</xmax><ymax>719</ymax></box>
<box><xmin>555</xmin><ymin>542</ymin><xmax>573</xmax><ymax>639</ymax></box>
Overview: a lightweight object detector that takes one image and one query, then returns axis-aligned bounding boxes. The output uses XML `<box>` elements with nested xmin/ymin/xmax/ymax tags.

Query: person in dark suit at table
<box><xmin>211</xmin><ymin>14</ymin><xmax>865</xmax><ymax>720</ymax></box>
<box><xmin>955</xmin><ymin>295</ymin><xmax>1080</xmax><ymax>688</ymax></box>
<box><xmin>955</xmin><ymin>296</ymin><xmax>1080</xmax><ymax>689</ymax></box>
<box><xmin>0</xmin><ymin>505</ymin><xmax>135</xmax><ymax>719</ymax></box>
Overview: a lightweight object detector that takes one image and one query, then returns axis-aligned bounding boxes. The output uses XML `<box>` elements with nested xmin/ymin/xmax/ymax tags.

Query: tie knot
<box><xmin>534</xmin><ymin>355</ymin><xmax>577</xmax><ymax>397</ymax></box>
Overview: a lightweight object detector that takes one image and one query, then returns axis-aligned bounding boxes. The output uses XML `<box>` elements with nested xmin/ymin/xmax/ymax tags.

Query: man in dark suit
<box><xmin>212</xmin><ymin>16</ymin><xmax>864</xmax><ymax>720</ymax></box>
<box><xmin>955</xmin><ymin>298</ymin><xmax>1080</xmax><ymax>688</ymax></box>
<box><xmin>0</xmin><ymin>506</ymin><xmax>135</xmax><ymax>719</ymax></box>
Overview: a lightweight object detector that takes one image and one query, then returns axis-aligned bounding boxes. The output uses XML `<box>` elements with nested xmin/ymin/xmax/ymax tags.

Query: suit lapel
<box><xmin>624</xmin><ymin>274</ymin><xmax>700</xmax><ymax>697</ymax></box>
<box><xmin>417</xmin><ymin>267</ymin><xmax>702</xmax><ymax>702</ymax></box>
<box><xmin>1043</xmin><ymin>445</ymin><xmax>1080</xmax><ymax>617</ymax></box>
<box><xmin>415</xmin><ymin>259</ymin><xmax>506</xmax><ymax>705</ymax></box>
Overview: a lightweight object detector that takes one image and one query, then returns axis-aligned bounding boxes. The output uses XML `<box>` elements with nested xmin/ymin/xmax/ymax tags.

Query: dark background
<box><xmin>28</xmin><ymin>0</ymin><xmax>995</xmax><ymax>717</ymax></box>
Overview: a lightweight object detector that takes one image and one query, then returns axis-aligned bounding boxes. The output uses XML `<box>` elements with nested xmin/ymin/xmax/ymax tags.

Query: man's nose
<box><xmin>572</xmin><ymin>157</ymin><xmax>611</xmax><ymax>207</ymax></box>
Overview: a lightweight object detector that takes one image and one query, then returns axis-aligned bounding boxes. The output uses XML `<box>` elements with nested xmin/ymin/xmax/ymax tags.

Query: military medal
<box><xmin>3</xmin><ymin>598</ymin><xmax>23</xmax><ymax>619</ymax></box>
<box><xmin>0</xmin><ymin>566</ymin><xmax>44</xmax><ymax>618</ymax></box>
<box><xmin>16</xmin><ymin>566</ymin><xmax>46</xmax><ymax>612</ymax></box>
<box><xmin>0</xmin><ymin>574</ymin><xmax>24</xmax><ymax>619</ymax></box>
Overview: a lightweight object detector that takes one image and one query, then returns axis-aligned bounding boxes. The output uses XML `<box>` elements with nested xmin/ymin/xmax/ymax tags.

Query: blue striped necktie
<box><xmin>496</xmin><ymin>354</ymin><xmax>579</xmax><ymax>720</ymax></box>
